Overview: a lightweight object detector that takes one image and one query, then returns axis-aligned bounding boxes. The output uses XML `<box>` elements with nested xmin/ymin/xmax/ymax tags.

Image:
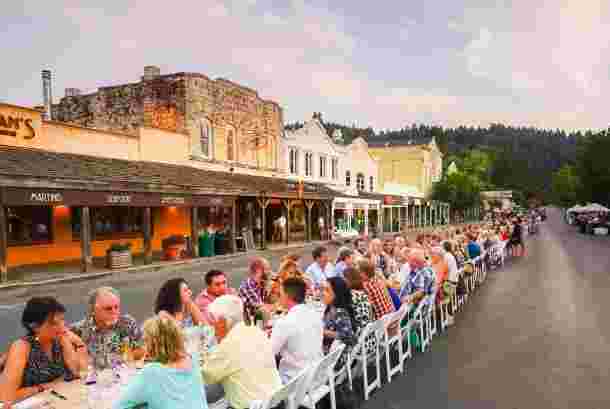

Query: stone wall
<box><xmin>52</xmin><ymin>70</ymin><xmax>283</xmax><ymax>171</ymax></box>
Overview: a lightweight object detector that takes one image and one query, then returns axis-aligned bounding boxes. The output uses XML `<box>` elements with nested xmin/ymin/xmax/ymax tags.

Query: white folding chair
<box><xmin>345</xmin><ymin>320</ymin><xmax>382</xmax><ymax>401</ymax></box>
<box><xmin>439</xmin><ymin>296</ymin><xmax>451</xmax><ymax>332</ymax></box>
<box><xmin>412</xmin><ymin>301</ymin><xmax>430</xmax><ymax>352</ymax></box>
<box><xmin>398</xmin><ymin>304</ymin><xmax>413</xmax><ymax>364</ymax></box>
<box><xmin>301</xmin><ymin>343</ymin><xmax>346</xmax><ymax>409</ymax></box>
<box><xmin>208</xmin><ymin>398</ymin><xmax>229</xmax><ymax>409</ymax></box>
<box><xmin>249</xmin><ymin>365</ymin><xmax>311</xmax><ymax>409</ymax></box>
<box><xmin>426</xmin><ymin>297</ymin><xmax>437</xmax><ymax>339</ymax></box>
<box><xmin>378</xmin><ymin>305</ymin><xmax>410</xmax><ymax>383</ymax></box>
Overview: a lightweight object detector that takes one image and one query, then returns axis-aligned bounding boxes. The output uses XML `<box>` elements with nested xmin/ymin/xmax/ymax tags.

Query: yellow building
<box><xmin>368</xmin><ymin>136</ymin><xmax>443</xmax><ymax>198</ymax></box>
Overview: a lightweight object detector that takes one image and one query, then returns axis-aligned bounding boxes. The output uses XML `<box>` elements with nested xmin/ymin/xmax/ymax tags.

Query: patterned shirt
<box><xmin>71</xmin><ymin>314</ymin><xmax>143</xmax><ymax>369</ymax></box>
<box><xmin>350</xmin><ymin>290</ymin><xmax>377</xmax><ymax>356</ymax></box>
<box><xmin>21</xmin><ymin>335</ymin><xmax>74</xmax><ymax>387</ymax></box>
<box><xmin>363</xmin><ymin>278</ymin><xmax>395</xmax><ymax>320</ymax></box>
<box><xmin>401</xmin><ymin>265</ymin><xmax>437</xmax><ymax>306</ymax></box>
<box><xmin>323</xmin><ymin>306</ymin><xmax>356</xmax><ymax>354</ymax></box>
<box><xmin>239</xmin><ymin>277</ymin><xmax>266</xmax><ymax>319</ymax></box>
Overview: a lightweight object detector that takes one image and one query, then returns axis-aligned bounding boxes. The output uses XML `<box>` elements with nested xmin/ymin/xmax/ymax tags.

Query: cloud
<box><xmin>2</xmin><ymin>0</ymin><xmax>610</xmax><ymax>132</ymax></box>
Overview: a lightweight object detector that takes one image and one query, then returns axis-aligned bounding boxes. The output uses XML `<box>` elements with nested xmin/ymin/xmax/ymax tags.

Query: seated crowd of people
<box><xmin>0</xmin><ymin>221</ymin><xmax>522</xmax><ymax>409</ymax></box>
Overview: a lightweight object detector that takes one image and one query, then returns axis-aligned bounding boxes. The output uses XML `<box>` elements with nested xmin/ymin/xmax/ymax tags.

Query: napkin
<box><xmin>0</xmin><ymin>396</ymin><xmax>46</xmax><ymax>409</ymax></box>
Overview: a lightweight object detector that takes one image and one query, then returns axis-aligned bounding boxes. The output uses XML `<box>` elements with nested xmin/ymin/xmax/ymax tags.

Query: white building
<box><xmin>282</xmin><ymin>116</ymin><xmax>384</xmax><ymax>237</ymax></box>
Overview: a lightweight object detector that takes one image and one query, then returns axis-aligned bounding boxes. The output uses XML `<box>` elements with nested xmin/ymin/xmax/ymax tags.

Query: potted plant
<box><xmin>162</xmin><ymin>235</ymin><xmax>186</xmax><ymax>261</ymax></box>
<box><xmin>106</xmin><ymin>243</ymin><xmax>133</xmax><ymax>269</ymax></box>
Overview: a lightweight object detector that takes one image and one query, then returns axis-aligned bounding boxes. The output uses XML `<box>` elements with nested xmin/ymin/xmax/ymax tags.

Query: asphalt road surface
<box><xmin>360</xmin><ymin>207</ymin><xmax>610</xmax><ymax>409</ymax></box>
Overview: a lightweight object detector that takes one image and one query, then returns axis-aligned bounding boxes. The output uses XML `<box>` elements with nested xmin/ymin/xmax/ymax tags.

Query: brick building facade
<box><xmin>52</xmin><ymin>66</ymin><xmax>283</xmax><ymax>172</ymax></box>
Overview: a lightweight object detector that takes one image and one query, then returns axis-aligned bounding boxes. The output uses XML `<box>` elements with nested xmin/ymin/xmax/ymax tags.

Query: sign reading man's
<box><xmin>0</xmin><ymin>113</ymin><xmax>35</xmax><ymax>139</ymax></box>
<box><xmin>0</xmin><ymin>104</ymin><xmax>39</xmax><ymax>140</ymax></box>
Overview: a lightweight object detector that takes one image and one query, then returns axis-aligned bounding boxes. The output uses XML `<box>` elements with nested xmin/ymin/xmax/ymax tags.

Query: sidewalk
<box><xmin>0</xmin><ymin>222</ymin><xmax>478</xmax><ymax>290</ymax></box>
<box><xmin>0</xmin><ymin>240</ymin><xmax>327</xmax><ymax>290</ymax></box>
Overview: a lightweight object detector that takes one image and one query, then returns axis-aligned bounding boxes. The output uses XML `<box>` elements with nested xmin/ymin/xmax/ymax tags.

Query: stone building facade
<box><xmin>52</xmin><ymin>66</ymin><xmax>283</xmax><ymax>173</ymax></box>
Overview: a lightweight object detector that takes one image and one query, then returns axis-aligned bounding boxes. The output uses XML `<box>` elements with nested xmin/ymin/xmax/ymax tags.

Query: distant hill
<box><xmin>285</xmin><ymin>119</ymin><xmax>587</xmax><ymax>199</ymax></box>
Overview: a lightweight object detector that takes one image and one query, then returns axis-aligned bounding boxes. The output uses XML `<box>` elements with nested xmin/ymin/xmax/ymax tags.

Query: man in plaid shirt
<box><xmin>357</xmin><ymin>259</ymin><xmax>395</xmax><ymax>320</ymax></box>
<box><xmin>238</xmin><ymin>257</ymin><xmax>270</xmax><ymax>320</ymax></box>
<box><xmin>401</xmin><ymin>249</ymin><xmax>436</xmax><ymax>307</ymax></box>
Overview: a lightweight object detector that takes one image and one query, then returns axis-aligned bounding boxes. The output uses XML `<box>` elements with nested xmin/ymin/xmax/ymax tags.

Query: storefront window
<box><xmin>392</xmin><ymin>207</ymin><xmax>400</xmax><ymax>232</ymax></box>
<box><xmin>7</xmin><ymin>206</ymin><xmax>53</xmax><ymax>246</ymax></box>
<box><xmin>71</xmin><ymin>207</ymin><xmax>150</xmax><ymax>240</ymax></box>
<box><xmin>383</xmin><ymin>207</ymin><xmax>392</xmax><ymax>232</ymax></box>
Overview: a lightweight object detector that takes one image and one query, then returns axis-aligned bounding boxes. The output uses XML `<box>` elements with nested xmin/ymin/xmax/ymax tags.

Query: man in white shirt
<box><xmin>305</xmin><ymin>246</ymin><xmax>336</xmax><ymax>289</ymax></box>
<box><xmin>271</xmin><ymin>277</ymin><xmax>323</xmax><ymax>383</ymax></box>
<box><xmin>442</xmin><ymin>241</ymin><xmax>459</xmax><ymax>325</ymax></box>
<box><xmin>203</xmin><ymin>295</ymin><xmax>282</xmax><ymax>409</ymax></box>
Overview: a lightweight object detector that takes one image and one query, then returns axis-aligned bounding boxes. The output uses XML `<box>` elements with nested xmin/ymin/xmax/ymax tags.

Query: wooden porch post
<box><xmin>305</xmin><ymin>200</ymin><xmax>315</xmax><ymax>242</ymax></box>
<box><xmin>80</xmin><ymin>206</ymin><xmax>92</xmax><ymax>273</ymax></box>
<box><xmin>231</xmin><ymin>199</ymin><xmax>237</xmax><ymax>253</ymax></box>
<box><xmin>325</xmin><ymin>201</ymin><xmax>332</xmax><ymax>241</ymax></box>
<box><xmin>191</xmin><ymin>207</ymin><xmax>199</xmax><ymax>258</ymax></box>
<box><xmin>0</xmin><ymin>205</ymin><xmax>7</xmax><ymax>283</ymax></box>
<box><xmin>282</xmin><ymin>200</ymin><xmax>291</xmax><ymax>245</ymax></box>
<box><xmin>257</xmin><ymin>197</ymin><xmax>271</xmax><ymax>250</ymax></box>
<box><xmin>143</xmin><ymin>207</ymin><xmax>152</xmax><ymax>264</ymax></box>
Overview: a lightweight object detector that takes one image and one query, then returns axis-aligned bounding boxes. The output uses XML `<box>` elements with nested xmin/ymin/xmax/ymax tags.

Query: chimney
<box><xmin>41</xmin><ymin>70</ymin><xmax>53</xmax><ymax>120</ymax></box>
<box><xmin>65</xmin><ymin>88</ymin><xmax>81</xmax><ymax>97</ymax></box>
<box><xmin>142</xmin><ymin>66</ymin><xmax>161</xmax><ymax>81</ymax></box>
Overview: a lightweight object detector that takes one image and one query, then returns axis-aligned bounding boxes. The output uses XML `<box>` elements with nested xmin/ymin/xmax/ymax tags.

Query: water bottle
<box><xmin>87</xmin><ymin>382</ymin><xmax>101</xmax><ymax>409</ymax></box>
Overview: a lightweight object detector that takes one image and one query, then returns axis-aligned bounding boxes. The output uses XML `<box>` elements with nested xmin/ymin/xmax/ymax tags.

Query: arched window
<box><xmin>199</xmin><ymin>119</ymin><xmax>213</xmax><ymax>158</ymax></box>
<box><xmin>345</xmin><ymin>170</ymin><xmax>351</xmax><ymax>186</ymax></box>
<box><xmin>356</xmin><ymin>173</ymin><xmax>365</xmax><ymax>191</ymax></box>
<box><xmin>226</xmin><ymin>127</ymin><xmax>235</xmax><ymax>161</ymax></box>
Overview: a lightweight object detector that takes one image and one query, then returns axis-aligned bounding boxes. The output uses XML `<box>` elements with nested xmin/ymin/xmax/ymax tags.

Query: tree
<box><xmin>575</xmin><ymin>130</ymin><xmax>610</xmax><ymax>206</ymax></box>
<box><xmin>431</xmin><ymin>171</ymin><xmax>482</xmax><ymax>215</ymax></box>
<box><xmin>551</xmin><ymin>165</ymin><xmax>580</xmax><ymax>207</ymax></box>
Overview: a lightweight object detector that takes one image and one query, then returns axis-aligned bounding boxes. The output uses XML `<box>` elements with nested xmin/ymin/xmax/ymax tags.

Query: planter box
<box><xmin>164</xmin><ymin>244</ymin><xmax>185</xmax><ymax>261</ymax></box>
<box><xmin>107</xmin><ymin>251</ymin><xmax>133</xmax><ymax>269</ymax></box>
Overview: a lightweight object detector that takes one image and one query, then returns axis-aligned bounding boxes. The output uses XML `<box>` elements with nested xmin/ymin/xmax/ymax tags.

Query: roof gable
<box><xmin>284</xmin><ymin>118</ymin><xmax>342</xmax><ymax>155</ymax></box>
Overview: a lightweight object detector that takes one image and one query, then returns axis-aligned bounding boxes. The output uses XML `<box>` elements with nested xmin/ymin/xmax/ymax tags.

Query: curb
<box><xmin>0</xmin><ymin>241</ymin><xmax>328</xmax><ymax>291</ymax></box>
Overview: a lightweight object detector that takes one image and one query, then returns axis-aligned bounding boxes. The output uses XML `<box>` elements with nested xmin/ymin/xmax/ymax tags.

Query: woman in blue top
<box><xmin>114</xmin><ymin>316</ymin><xmax>208</xmax><ymax>409</ymax></box>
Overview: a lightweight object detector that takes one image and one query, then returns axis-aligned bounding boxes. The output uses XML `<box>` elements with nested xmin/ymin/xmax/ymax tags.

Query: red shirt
<box><xmin>363</xmin><ymin>278</ymin><xmax>395</xmax><ymax>320</ymax></box>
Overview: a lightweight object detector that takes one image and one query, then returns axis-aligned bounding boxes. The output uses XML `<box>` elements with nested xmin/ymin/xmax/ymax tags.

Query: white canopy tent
<box><xmin>580</xmin><ymin>203</ymin><xmax>610</xmax><ymax>213</ymax></box>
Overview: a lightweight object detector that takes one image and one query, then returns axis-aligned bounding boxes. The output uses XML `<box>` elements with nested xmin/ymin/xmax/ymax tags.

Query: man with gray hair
<box><xmin>202</xmin><ymin>295</ymin><xmax>281</xmax><ymax>409</ymax></box>
<box><xmin>400</xmin><ymin>249</ymin><xmax>436</xmax><ymax>307</ymax></box>
<box><xmin>71</xmin><ymin>286</ymin><xmax>144</xmax><ymax>367</ymax></box>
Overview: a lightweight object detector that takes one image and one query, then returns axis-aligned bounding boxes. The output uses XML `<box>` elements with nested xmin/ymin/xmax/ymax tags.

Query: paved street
<box><xmin>361</xmin><ymin>207</ymin><xmax>610</xmax><ymax>409</ymax></box>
